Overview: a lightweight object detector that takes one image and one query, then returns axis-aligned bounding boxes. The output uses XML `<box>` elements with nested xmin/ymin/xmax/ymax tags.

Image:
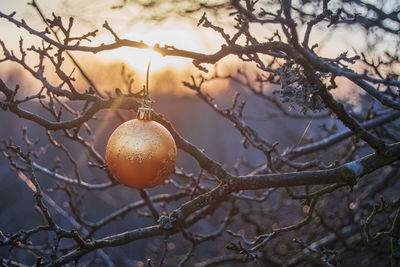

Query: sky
<box><xmin>0</xmin><ymin>0</ymin><xmax>223</xmax><ymax>74</ymax></box>
<box><xmin>0</xmin><ymin>0</ymin><xmax>228</xmax><ymax>99</ymax></box>
<box><xmin>1</xmin><ymin>0</ymin><xmax>398</xmax><ymax>100</ymax></box>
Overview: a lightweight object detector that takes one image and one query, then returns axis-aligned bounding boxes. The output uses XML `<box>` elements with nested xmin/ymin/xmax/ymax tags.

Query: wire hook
<box><xmin>145</xmin><ymin>60</ymin><xmax>151</xmax><ymax>104</ymax></box>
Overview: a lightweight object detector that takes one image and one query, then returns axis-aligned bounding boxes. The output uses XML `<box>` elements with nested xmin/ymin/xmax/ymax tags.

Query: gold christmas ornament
<box><xmin>105</xmin><ymin>63</ymin><xmax>177</xmax><ymax>189</ymax></box>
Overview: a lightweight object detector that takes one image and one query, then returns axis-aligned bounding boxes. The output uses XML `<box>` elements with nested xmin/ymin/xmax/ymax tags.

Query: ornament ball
<box><xmin>106</xmin><ymin>118</ymin><xmax>177</xmax><ymax>189</ymax></box>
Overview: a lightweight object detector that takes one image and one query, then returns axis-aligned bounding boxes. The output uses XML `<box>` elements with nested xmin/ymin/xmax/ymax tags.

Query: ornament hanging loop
<box><xmin>137</xmin><ymin>61</ymin><xmax>153</xmax><ymax>120</ymax></box>
<box><xmin>145</xmin><ymin>61</ymin><xmax>151</xmax><ymax>103</ymax></box>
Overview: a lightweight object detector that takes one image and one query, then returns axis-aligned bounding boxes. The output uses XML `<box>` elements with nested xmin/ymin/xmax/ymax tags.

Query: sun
<box><xmin>100</xmin><ymin>23</ymin><xmax>207</xmax><ymax>73</ymax></box>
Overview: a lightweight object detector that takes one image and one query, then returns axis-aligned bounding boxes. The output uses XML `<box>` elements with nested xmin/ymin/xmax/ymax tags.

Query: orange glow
<box><xmin>101</xmin><ymin>24</ymin><xmax>207</xmax><ymax>73</ymax></box>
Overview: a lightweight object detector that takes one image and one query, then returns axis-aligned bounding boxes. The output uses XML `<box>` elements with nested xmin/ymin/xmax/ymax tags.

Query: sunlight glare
<box><xmin>101</xmin><ymin>24</ymin><xmax>206</xmax><ymax>73</ymax></box>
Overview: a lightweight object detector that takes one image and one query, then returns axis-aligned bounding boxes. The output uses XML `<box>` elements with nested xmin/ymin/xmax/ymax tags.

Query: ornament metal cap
<box><xmin>137</xmin><ymin>104</ymin><xmax>153</xmax><ymax>120</ymax></box>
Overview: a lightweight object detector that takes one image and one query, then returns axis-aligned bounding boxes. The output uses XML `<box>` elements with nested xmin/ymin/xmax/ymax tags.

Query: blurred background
<box><xmin>1</xmin><ymin>0</ymin><xmax>397</xmax><ymax>266</ymax></box>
